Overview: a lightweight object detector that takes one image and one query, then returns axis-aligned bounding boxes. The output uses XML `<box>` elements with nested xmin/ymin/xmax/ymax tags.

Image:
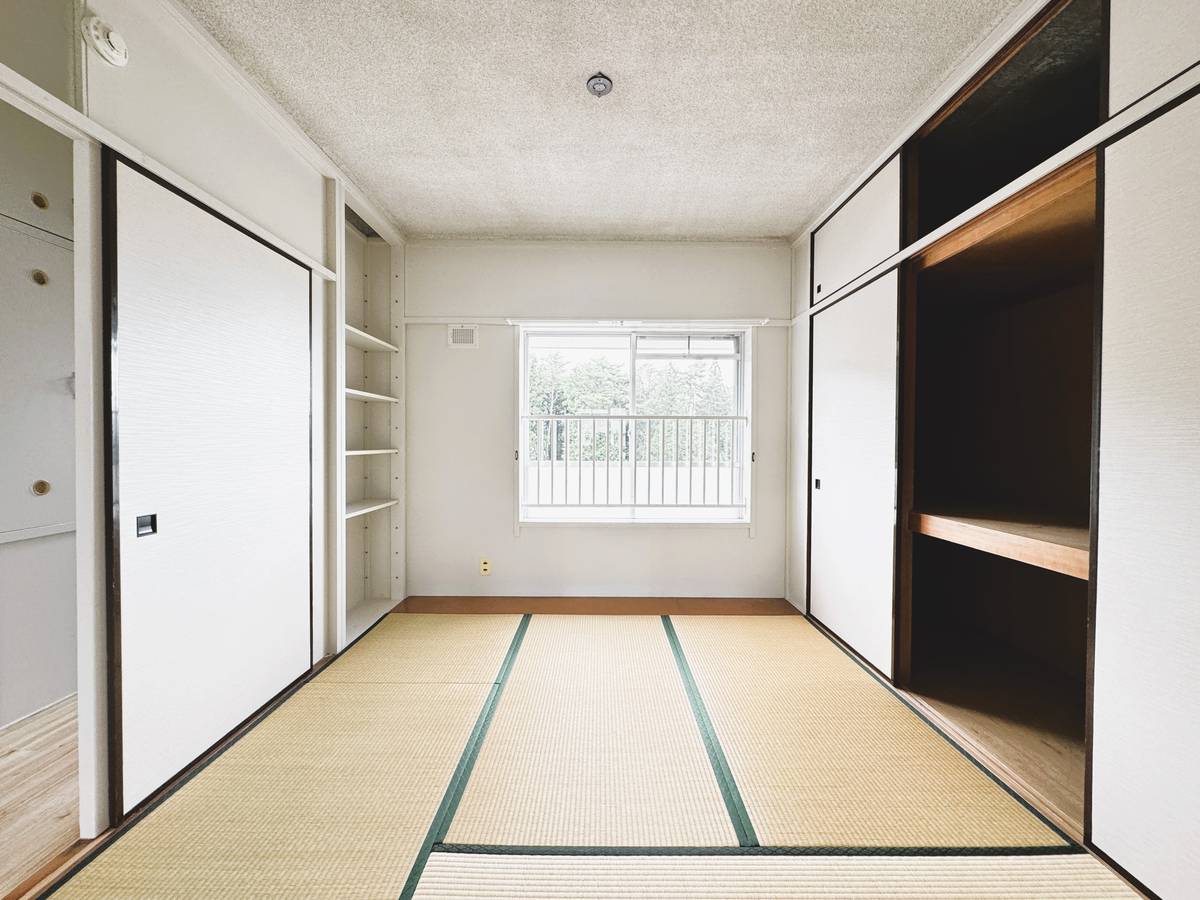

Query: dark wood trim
<box><xmin>918</xmin><ymin>0</ymin><xmax>1075</xmax><ymax>139</ymax></box>
<box><xmin>1107</xmin><ymin>56</ymin><xmax>1200</xmax><ymax>122</ymax></box>
<box><xmin>810</xmin><ymin>149</ymin><xmax>902</xmax><ymax>304</ymax></box>
<box><xmin>807</xmin><ymin>230</ymin><xmax>815</xmax><ymax>308</ymax></box>
<box><xmin>805</xmin><ymin>614</ymin><xmax>894</xmax><ymax>686</ymax></box>
<box><xmin>1084</xmin><ymin>841</ymin><xmax>1164</xmax><ymax>900</ymax></box>
<box><xmin>1100</xmin><ymin>80</ymin><xmax>1200</xmax><ymax>151</ymax></box>
<box><xmin>100</xmin><ymin>146</ymin><xmax>122</xmax><ymax>825</ymax></box>
<box><xmin>892</xmin><ymin>264</ymin><xmax>917</xmax><ymax>687</ymax></box>
<box><xmin>811</xmin><ymin>149</ymin><xmax>901</xmax><ymax>240</ymax></box>
<box><xmin>101</xmin><ymin>149</ymin><xmax>315</xmax><ymax>825</ymax></box>
<box><xmin>804</xmin><ymin>306</ymin><xmax>814</xmax><ymax>615</ymax></box>
<box><xmin>1099</xmin><ymin>0</ymin><xmax>1111</xmax><ymax>122</ymax></box>
<box><xmin>395</xmin><ymin>597</ymin><xmax>799</xmax><ymax>616</ymax></box>
<box><xmin>1083</xmin><ymin>136</ymin><xmax>1105</xmax><ymax>848</ymax></box>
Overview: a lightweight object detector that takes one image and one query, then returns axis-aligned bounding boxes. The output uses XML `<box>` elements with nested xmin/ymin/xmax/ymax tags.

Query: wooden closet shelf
<box><xmin>345</xmin><ymin>387</ymin><xmax>399</xmax><ymax>404</ymax></box>
<box><xmin>345</xmin><ymin>498</ymin><xmax>399</xmax><ymax>519</ymax></box>
<box><xmin>910</xmin><ymin>510</ymin><xmax>1089</xmax><ymax>580</ymax></box>
<box><xmin>913</xmin><ymin>152</ymin><xmax>1096</xmax><ymax>272</ymax></box>
<box><xmin>345</xmin><ymin>324</ymin><xmax>399</xmax><ymax>353</ymax></box>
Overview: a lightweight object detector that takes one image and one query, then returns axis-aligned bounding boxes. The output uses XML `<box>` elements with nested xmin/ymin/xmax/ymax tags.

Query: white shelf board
<box><xmin>345</xmin><ymin>448</ymin><xmax>399</xmax><ymax>457</ymax></box>
<box><xmin>345</xmin><ymin>323</ymin><xmax>399</xmax><ymax>354</ymax></box>
<box><xmin>345</xmin><ymin>498</ymin><xmax>399</xmax><ymax>519</ymax></box>
<box><xmin>346</xmin><ymin>596</ymin><xmax>396</xmax><ymax>645</ymax></box>
<box><xmin>345</xmin><ymin>387</ymin><xmax>399</xmax><ymax>404</ymax></box>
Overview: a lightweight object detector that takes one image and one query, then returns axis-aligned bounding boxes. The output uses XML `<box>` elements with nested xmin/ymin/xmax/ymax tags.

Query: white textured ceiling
<box><xmin>180</xmin><ymin>1</ymin><xmax>1024</xmax><ymax>240</ymax></box>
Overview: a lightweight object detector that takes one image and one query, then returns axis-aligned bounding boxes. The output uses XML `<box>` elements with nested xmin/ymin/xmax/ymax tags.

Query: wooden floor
<box><xmin>906</xmin><ymin>648</ymin><xmax>1086</xmax><ymax>842</ymax></box>
<box><xmin>396</xmin><ymin>596</ymin><xmax>799</xmax><ymax>615</ymax></box>
<box><xmin>0</xmin><ymin>695</ymin><xmax>79</xmax><ymax>897</ymax></box>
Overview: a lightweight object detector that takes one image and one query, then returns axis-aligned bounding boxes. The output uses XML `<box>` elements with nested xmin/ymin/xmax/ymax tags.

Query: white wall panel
<box><xmin>1109</xmin><ymin>0</ymin><xmax>1200</xmax><ymax>113</ymax></box>
<box><xmin>404</xmin><ymin>323</ymin><xmax>787</xmax><ymax>598</ymax></box>
<box><xmin>0</xmin><ymin>102</ymin><xmax>74</xmax><ymax>240</ymax></box>
<box><xmin>114</xmin><ymin>159</ymin><xmax>311</xmax><ymax>812</ymax></box>
<box><xmin>0</xmin><ymin>222</ymin><xmax>74</xmax><ymax>533</ymax></box>
<box><xmin>404</xmin><ymin>240</ymin><xmax>791</xmax><ymax>321</ymax></box>
<box><xmin>0</xmin><ymin>532</ymin><xmax>76</xmax><ymax>727</ymax></box>
<box><xmin>85</xmin><ymin>0</ymin><xmax>326</xmax><ymax>264</ymax></box>
<box><xmin>809</xmin><ymin>273</ymin><xmax>897</xmax><ymax>675</ymax></box>
<box><xmin>1092</xmin><ymin>94</ymin><xmax>1200</xmax><ymax>899</ymax></box>
<box><xmin>786</xmin><ymin>239</ymin><xmax>811</xmax><ymax>608</ymax></box>
<box><xmin>811</xmin><ymin>156</ymin><xmax>900</xmax><ymax>305</ymax></box>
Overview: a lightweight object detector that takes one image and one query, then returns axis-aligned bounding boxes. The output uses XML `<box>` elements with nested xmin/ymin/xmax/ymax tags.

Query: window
<box><xmin>519</xmin><ymin>328</ymin><xmax>750</xmax><ymax>523</ymax></box>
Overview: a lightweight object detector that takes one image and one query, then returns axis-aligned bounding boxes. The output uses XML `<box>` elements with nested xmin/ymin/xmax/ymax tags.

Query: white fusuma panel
<box><xmin>809</xmin><ymin>271</ymin><xmax>898</xmax><ymax>675</ymax></box>
<box><xmin>112</xmin><ymin>157</ymin><xmax>311</xmax><ymax>812</ymax></box>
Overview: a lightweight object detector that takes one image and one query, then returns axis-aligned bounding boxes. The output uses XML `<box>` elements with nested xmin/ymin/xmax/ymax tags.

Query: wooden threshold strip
<box><xmin>396</xmin><ymin>596</ymin><xmax>799</xmax><ymax>616</ymax></box>
<box><xmin>910</xmin><ymin>510</ymin><xmax>1089</xmax><ymax>580</ymax></box>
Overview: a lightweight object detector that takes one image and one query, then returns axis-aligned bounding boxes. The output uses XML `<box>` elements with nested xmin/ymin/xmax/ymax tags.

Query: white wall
<box><xmin>0</xmin><ymin>533</ymin><xmax>76</xmax><ymax>726</ymax></box>
<box><xmin>82</xmin><ymin>0</ymin><xmax>328</xmax><ymax>265</ymax></box>
<box><xmin>405</xmin><ymin>240</ymin><xmax>790</xmax><ymax>597</ymax></box>
<box><xmin>405</xmin><ymin>239</ymin><xmax>790</xmax><ymax>320</ymax></box>
<box><xmin>786</xmin><ymin>239</ymin><xmax>810</xmax><ymax>609</ymax></box>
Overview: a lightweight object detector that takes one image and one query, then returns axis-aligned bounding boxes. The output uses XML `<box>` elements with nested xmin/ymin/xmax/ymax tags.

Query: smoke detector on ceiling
<box><xmin>82</xmin><ymin>16</ymin><xmax>129</xmax><ymax>67</ymax></box>
<box><xmin>586</xmin><ymin>72</ymin><xmax>613</xmax><ymax>97</ymax></box>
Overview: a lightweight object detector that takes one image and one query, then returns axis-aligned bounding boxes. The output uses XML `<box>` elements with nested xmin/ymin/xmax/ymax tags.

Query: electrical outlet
<box><xmin>479</xmin><ymin>558</ymin><xmax>491</xmax><ymax>576</ymax></box>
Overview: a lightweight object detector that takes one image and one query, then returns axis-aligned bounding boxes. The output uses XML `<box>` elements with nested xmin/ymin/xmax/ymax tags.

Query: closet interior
<box><xmin>897</xmin><ymin>150</ymin><xmax>1097</xmax><ymax>839</ymax></box>
<box><xmin>342</xmin><ymin>208</ymin><xmax>400</xmax><ymax>643</ymax></box>
<box><xmin>904</xmin><ymin>0</ymin><xmax>1104</xmax><ymax>241</ymax></box>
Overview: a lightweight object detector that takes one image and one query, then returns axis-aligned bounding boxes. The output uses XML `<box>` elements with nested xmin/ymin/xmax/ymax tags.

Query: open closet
<box><xmin>890</xmin><ymin>0</ymin><xmax>1106</xmax><ymax>840</ymax></box>
<box><xmin>339</xmin><ymin>208</ymin><xmax>402</xmax><ymax>645</ymax></box>
<box><xmin>898</xmin><ymin>153</ymin><xmax>1097</xmax><ymax>837</ymax></box>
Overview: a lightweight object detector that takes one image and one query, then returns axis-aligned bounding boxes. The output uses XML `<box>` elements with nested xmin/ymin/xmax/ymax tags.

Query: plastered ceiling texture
<box><xmin>181</xmin><ymin>1</ymin><xmax>1025</xmax><ymax>240</ymax></box>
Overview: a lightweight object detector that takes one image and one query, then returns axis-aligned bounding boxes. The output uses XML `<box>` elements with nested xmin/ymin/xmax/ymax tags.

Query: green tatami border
<box><xmin>399</xmin><ymin>612</ymin><xmax>532</xmax><ymax>900</ymax></box>
<box><xmin>432</xmin><ymin>842</ymin><xmax>1084</xmax><ymax>857</ymax></box>
<box><xmin>661</xmin><ymin>614</ymin><xmax>759</xmax><ymax>848</ymax></box>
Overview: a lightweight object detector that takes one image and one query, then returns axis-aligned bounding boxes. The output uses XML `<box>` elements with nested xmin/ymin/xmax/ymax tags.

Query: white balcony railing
<box><xmin>519</xmin><ymin>415</ymin><xmax>749</xmax><ymax>512</ymax></box>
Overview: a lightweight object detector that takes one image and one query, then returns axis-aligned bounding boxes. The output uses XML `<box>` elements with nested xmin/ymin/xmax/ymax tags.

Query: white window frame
<box><xmin>516</xmin><ymin>324</ymin><xmax>753</xmax><ymax>526</ymax></box>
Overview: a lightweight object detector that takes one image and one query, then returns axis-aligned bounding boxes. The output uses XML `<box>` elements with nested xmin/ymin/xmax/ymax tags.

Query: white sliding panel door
<box><xmin>1092</xmin><ymin>95</ymin><xmax>1200</xmax><ymax>898</ymax></box>
<box><xmin>810</xmin><ymin>272</ymin><xmax>898</xmax><ymax>676</ymax></box>
<box><xmin>111</xmin><ymin>155</ymin><xmax>311</xmax><ymax>814</ymax></box>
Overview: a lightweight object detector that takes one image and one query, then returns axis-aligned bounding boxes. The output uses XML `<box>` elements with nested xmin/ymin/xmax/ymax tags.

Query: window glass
<box><xmin>634</xmin><ymin>358</ymin><xmax>737</xmax><ymax>416</ymax></box>
<box><xmin>526</xmin><ymin>333</ymin><xmax>630</xmax><ymax>415</ymax></box>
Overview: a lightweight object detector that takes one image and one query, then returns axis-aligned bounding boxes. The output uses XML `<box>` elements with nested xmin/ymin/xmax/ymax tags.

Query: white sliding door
<box><xmin>111</xmin><ymin>156</ymin><xmax>312</xmax><ymax>813</ymax></box>
<box><xmin>1092</xmin><ymin>95</ymin><xmax>1200</xmax><ymax>898</ymax></box>
<box><xmin>810</xmin><ymin>272</ymin><xmax>898</xmax><ymax>676</ymax></box>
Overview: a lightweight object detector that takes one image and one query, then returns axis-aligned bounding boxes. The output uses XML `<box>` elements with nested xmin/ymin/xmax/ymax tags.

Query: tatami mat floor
<box><xmin>42</xmin><ymin>612</ymin><xmax>1135</xmax><ymax>899</ymax></box>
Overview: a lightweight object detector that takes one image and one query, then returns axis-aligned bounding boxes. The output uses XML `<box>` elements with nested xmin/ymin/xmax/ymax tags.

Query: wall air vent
<box><xmin>447</xmin><ymin>324</ymin><xmax>479</xmax><ymax>349</ymax></box>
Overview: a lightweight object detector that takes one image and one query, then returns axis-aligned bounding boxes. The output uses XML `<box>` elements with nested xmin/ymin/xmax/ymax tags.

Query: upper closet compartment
<box><xmin>811</xmin><ymin>155</ymin><xmax>900</xmax><ymax>304</ymax></box>
<box><xmin>905</xmin><ymin>0</ymin><xmax>1104</xmax><ymax>242</ymax></box>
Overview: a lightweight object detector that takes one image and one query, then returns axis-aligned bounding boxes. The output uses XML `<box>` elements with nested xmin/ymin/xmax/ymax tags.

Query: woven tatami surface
<box><xmin>413</xmin><ymin>852</ymin><xmax>1136</xmax><ymax>898</ymax></box>
<box><xmin>317</xmin><ymin>613</ymin><xmax>523</xmax><ymax>683</ymax></box>
<box><xmin>444</xmin><ymin>615</ymin><xmax>738</xmax><ymax>847</ymax></box>
<box><xmin>54</xmin><ymin>614</ymin><xmax>522</xmax><ymax>899</ymax></box>
<box><xmin>669</xmin><ymin>615</ymin><xmax>1067</xmax><ymax>848</ymax></box>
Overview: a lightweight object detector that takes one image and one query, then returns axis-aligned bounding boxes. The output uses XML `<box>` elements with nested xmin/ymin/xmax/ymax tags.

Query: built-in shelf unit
<box><xmin>897</xmin><ymin>81</ymin><xmax>1100</xmax><ymax>837</ymax></box>
<box><xmin>339</xmin><ymin>208</ymin><xmax>401</xmax><ymax>646</ymax></box>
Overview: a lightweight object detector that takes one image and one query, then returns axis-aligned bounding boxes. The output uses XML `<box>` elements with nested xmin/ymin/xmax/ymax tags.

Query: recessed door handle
<box><xmin>814</xmin><ymin>478</ymin><xmax>821</xmax><ymax>490</ymax></box>
<box><xmin>136</xmin><ymin>514</ymin><xmax>157</xmax><ymax>536</ymax></box>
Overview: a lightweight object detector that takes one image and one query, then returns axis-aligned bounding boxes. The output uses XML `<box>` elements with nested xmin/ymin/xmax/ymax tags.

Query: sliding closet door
<box><xmin>110</xmin><ymin>155</ymin><xmax>312</xmax><ymax>814</ymax></box>
<box><xmin>809</xmin><ymin>272</ymin><xmax>898</xmax><ymax>676</ymax></box>
<box><xmin>1092</xmin><ymin>96</ymin><xmax>1200</xmax><ymax>897</ymax></box>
